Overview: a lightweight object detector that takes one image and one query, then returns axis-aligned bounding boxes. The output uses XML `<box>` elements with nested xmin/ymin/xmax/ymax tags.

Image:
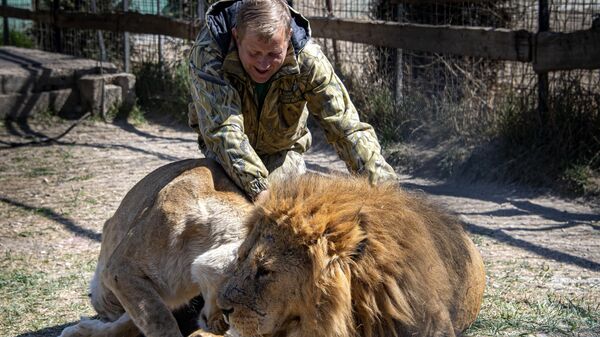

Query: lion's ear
<box><xmin>321</xmin><ymin>208</ymin><xmax>368</xmax><ymax>262</ymax></box>
<box><xmin>349</xmin><ymin>209</ymin><xmax>369</xmax><ymax>260</ymax></box>
<box><xmin>350</xmin><ymin>237</ymin><xmax>368</xmax><ymax>261</ymax></box>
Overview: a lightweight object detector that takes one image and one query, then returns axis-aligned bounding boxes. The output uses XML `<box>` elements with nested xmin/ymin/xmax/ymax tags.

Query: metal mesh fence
<box><xmin>2</xmin><ymin>0</ymin><xmax>599</xmax><ymax>141</ymax></box>
<box><xmin>292</xmin><ymin>0</ymin><xmax>600</xmax><ymax>141</ymax></box>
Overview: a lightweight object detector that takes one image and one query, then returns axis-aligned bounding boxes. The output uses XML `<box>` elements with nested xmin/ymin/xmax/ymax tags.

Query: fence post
<box><xmin>537</xmin><ymin>0</ymin><xmax>550</xmax><ymax>123</ymax></box>
<box><xmin>325</xmin><ymin>0</ymin><xmax>341</xmax><ymax>73</ymax></box>
<box><xmin>157</xmin><ymin>0</ymin><xmax>163</xmax><ymax>67</ymax></box>
<box><xmin>2</xmin><ymin>0</ymin><xmax>9</xmax><ymax>46</ymax></box>
<box><xmin>90</xmin><ymin>0</ymin><xmax>106</xmax><ymax>62</ymax></box>
<box><xmin>395</xmin><ymin>3</ymin><xmax>405</xmax><ymax>106</ymax></box>
<box><xmin>123</xmin><ymin>0</ymin><xmax>130</xmax><ymax>73</ymax></box>
<box><xmin>52</xmin><ymin>0</ymin><xmax>62</xmax><ymax>52</ymax></box>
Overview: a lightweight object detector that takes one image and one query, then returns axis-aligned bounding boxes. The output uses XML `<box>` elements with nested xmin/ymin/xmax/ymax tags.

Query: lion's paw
<box><xmin>198</xmin><ymin>312</ymin><xmax>229</xmax><ymax>336</ymax></box>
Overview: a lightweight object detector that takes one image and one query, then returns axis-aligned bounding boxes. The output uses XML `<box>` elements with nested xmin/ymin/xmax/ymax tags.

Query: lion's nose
<box><xmin>222</xmin><ymin>307</ymin><xmax>234</xmax><ymax>324</ymax></box>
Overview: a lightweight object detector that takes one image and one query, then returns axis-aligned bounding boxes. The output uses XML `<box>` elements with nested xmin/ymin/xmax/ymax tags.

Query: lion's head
<box><xmin>217</xmin><ymin>174</ymin><xmax>485</xmax><ymax>337</ymax></box>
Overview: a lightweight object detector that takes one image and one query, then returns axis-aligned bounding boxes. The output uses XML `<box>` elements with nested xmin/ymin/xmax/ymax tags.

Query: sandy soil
<box><xmin>0</xmin><ymin>115</ymin><xmax>598</xmax><ymax>336</ymax></box>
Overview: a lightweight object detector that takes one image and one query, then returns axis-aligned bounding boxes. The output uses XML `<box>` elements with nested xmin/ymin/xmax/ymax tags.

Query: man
<box><xmin>188</xmin><ymin>0</ymin><xmax>396</xmax><ymax>201</ymax></box>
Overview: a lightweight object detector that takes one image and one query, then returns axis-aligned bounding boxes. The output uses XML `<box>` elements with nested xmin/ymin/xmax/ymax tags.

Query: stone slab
<box><xmin>0</xmin><ymin>46</ymin><xmax>117</xmax><ymax>94</ymax></box>
<box><xmin>0</xmin><ymin>89</ymin><xmax>80</xmax><ymax>120</ymax></box>
<box><xmin>79</xmin><ymin>73</ymin><xmax>136</xmax><ymax>115</ymax></box>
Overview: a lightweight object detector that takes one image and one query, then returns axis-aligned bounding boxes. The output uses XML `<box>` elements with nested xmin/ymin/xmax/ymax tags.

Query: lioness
<box><xmin>60</xmin><ymin>159</ymin><xmax>251</xmax><ymax>337</ymax></box>
<box><xmin>218</xmin><ymin>174</ymin><xmax>486</xmax><ymax>337</ymax></box>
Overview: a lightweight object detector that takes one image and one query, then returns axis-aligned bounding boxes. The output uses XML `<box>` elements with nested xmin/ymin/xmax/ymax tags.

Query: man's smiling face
<box><xmin>233</xmin><ymin>26</ymin><xmax>290</xmax><ymax>84</ymax></box>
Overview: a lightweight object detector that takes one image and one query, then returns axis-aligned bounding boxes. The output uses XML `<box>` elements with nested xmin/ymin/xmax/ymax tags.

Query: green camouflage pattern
<box><xmin>188</xmin><ymin>24</ymin><xmax>396</xmax><ymax>199</ymax></box>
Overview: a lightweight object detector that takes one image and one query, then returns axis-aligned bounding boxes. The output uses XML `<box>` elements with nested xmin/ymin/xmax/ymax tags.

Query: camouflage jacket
<box><xmin>188</xmin><ymin>0</ymin><xmax>396</xmax><ymax>198</ymax></box>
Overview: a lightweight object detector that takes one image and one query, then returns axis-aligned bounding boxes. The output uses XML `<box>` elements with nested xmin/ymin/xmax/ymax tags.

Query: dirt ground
<box><xmin>1</xmin><ymin>115</ymin><xmax>599</xmax><ymax>337</ymax></box>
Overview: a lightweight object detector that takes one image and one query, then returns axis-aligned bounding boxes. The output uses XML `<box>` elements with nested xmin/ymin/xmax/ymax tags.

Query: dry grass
<box><xmin>1</xmin><ymin>116</ymin><xmax>598</xmax><ymax>337</ymax></box>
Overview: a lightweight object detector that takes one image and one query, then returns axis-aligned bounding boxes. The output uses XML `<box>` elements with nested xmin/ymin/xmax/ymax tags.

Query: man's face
<box><xmin>233</xmin><ymin>26</ymin><xmax>290</xmax><ymax>84</ymax></box>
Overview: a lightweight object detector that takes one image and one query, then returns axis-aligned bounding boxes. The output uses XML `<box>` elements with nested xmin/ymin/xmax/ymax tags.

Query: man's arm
<box><xmin>189</xmin><ymin>28</ymin><xmax>269</xmax><ymax>199</ymax></box>
<box><xmin>302</xmin><ymin>43</ymin><xmax>397</xmax><ymax>184</ymax></box>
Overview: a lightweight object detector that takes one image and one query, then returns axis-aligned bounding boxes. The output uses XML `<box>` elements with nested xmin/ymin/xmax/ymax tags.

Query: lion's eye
<box><xmin>256</xmin><ymin>265</ymin><xmax>272</xmax><ymax>279</ymax></box>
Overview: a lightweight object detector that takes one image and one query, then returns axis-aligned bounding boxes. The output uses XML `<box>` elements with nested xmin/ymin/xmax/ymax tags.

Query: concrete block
<box><xmin>113</xmin><ymin>73</ymin><xmax>136</xmax><ymax>110</ymax></box>
<box><xmin>1</xmin><ymin>47</ymin><xmax>134</xmax><ymax>119</ymax></box>
<box><xmin>0</xmin><ymin>89</ymin><xmax>80</xmax><ymax>120</ymax></box>
<box><xmin>78</xmin><ymin>75</ymin><xmax>122</xmax><ymax>116</ymax></box>
<box><xmin>0</xmin><ymin>46</ymin><xmax>118</xmax><ymax>95</ymax></box>
<box><xmin>79</xmin><ymin>73</ymin><xmax>136</xmax><ymax>116</ymax></box>
<box><xmin>0</xmin><ymin>67</ymin><xmax>32</xmax><ymax>94</ymax></box>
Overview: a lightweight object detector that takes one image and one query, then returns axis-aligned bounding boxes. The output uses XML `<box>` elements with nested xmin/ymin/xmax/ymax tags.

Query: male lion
<box><xmin>218</xmin><ymin>174</ymin><xmax>486</xmax><ymax>337</ymax></box>
<box><xmin>60</xmin><ymin>159</ymin><xmax>251</xmax><ymax>337</ymax></box>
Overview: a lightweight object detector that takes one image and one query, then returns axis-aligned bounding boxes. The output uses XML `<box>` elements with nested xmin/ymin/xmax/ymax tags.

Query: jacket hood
<box><xmin>205</xmin><ymin>0</ymin><xmax>311</xmax><ymax>56</ymax></box>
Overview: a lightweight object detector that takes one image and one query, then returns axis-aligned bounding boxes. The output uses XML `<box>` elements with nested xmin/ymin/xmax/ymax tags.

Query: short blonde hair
<box><xmin>235</xmin><ymin>0</ymin><xmax>292</xmax><ymax>40</ymax></box>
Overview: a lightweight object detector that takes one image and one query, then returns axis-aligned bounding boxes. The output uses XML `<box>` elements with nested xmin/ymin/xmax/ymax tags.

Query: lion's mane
<box><xmin>244</xmin><ymin>174</ymin><xmax>485</xmax><ymax>337</ymax></box>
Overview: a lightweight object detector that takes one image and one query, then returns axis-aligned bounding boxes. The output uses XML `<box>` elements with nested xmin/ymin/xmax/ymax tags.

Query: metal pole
<box><xmin>395</xmin><ymin>4</ymin><xmax>404</xmax><ymax>106</ymax></box>
<box><xmin>325</xmin><ymin>0</ymin><xmax>340</xmax><ymax>73</ymax></box>
<box><xmin>123</xmin><ymin>0</ymin><xmax>130</xmax><ymax>73</ymax></box>
<box><xmin>157</xmin><ymin>0</ymin><xmax>163</xmax><ymax>67</ymax></box>
<box><xmin>90</xmin><ymin>0</ymin><xmax>106</xmax><ymax>62</ymax></box>
<box><xmin>2</xmin><ymin>0</ymin><xmax>9</xmax><ymax>46</ymax></box>
<box><xmin>537</xmin><ymin>0</ymin><xmax>550</xmax><ymax>124</ymax></box>
<box><xmin>52</xmin><ymin>0</ymin><xmax>61</xmax><ymax>52</ymax></box>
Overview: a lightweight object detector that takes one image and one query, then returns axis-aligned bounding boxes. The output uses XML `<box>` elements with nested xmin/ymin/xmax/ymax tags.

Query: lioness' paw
<box><xmin>58</xmin><ymin>318</ymin><xmax>106</xmax><ymax>337</ymax></box>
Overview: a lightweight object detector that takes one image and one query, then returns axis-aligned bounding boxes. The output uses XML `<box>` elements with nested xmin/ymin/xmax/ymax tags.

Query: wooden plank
<box><xmin>3</xmin><ymin>6</ymin><xmax>599</xmax><ymax>71</ymax></box>
<box><xmin>534</xmin><ymin>26</ymin><xmax>600</xmax><ymax>72</ymax></box>
<box><xmin>0</xmin><ymin>6</ymin><xmax>201</xmax><ymax>40</ymax></box>
<box><xmin>309</xmin><ymin>17</ymin><xmax>532</xmax><ymax>62</ymax></box>
<box><xmin>389</xmin><ymin>0</ymin><xmax>494</xmax><ymax>4</ymax></box>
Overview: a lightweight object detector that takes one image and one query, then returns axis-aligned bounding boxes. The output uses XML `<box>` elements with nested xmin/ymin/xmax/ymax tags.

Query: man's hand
<box><xmin>254</xmin><ymin>189</ymin><xmax>270</xmax><ymax>204</ymax></box>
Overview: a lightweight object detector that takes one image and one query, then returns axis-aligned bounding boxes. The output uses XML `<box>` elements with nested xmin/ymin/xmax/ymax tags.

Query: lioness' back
<box><xmin>98</xmin><ymin>159</ymin><xmax>247</xmax><ymax>264</ymax></box>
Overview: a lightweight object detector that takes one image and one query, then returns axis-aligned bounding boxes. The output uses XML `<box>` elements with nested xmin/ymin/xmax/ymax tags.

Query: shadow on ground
<box><xmin>0</xmin><ymin>196</ymin><xmax>101</xmax><ymax>242</ymax></box>
<box><xmin>402</xmin><ymin>180</ymin><xmax>600</xmax><ymax>271</ymax></box>
<box><xmin>15</xmin><ymin>322</ymin><xmax>74</xmax><ymax>337</ymax></box>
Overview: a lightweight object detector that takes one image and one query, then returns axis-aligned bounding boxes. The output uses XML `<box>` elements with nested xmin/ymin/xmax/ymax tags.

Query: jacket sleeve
<box><xmin>303</xmin><ymin>44</ymin><xmax>397</xmax><ymax>185</ymax></box>
<box><xmin>188</xmin><ymin>28</ymin><xmax>269</xmax><ymax>199</ymax></box>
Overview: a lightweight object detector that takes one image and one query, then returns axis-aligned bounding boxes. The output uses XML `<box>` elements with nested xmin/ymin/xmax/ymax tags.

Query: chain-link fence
<box><xmin>290</xmin><ymin>1</ymin><xmax>600</xmax><ymax>144</ymax></box>
<box><xmin>2</xmin><ymin>0</ymin><xmax>599</xmax><ymax>142</ymax></box>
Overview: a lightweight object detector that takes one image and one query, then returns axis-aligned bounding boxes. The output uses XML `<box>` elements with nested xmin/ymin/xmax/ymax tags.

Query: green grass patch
<box><xmin>467</xmin><ymin>290</ymin><xmax>600</xmax><ymax>336</ymax></box>
<box><xmin>464</xmin><ymin>261</ymin><xmax>600</xmax><ymax>336</ymax></box>
<box><xmin>0</xmin><ymin>251</ymin><xmax>96</xmax><ymax>336</ymax></box>
<box><xmin>127</xmin><ymin>104</ymin><xmax>147</xmax><ymax>125</ymax></box>
<box><xmin>134</xmin><ymin>60</ymin><xmax>190</xmax><ymax>122</ymax></box>
<box><xmin>27</xmin><ymin>166</ymin><xmax>55</xmax><ymax>177</ymax></box>
<box><xmin>0</xmin><ymin>30</ymin><xmax>34</xmax><ymax>48</ymax></box>
<box><xmin>66</xmin><ymin>173</ymin><xmax>95</xmax><ymax>182</ymax></box>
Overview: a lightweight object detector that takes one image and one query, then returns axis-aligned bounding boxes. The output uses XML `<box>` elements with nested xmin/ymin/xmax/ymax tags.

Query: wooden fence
<box><xmin>1</xmin><ymin>4</ymin><xmax>599</xmax><ymax>73</ymax></box>
<box><xmin>1</xmin><ymin>1</ymin><xmax>599</xmax><ymax>120</ymax></box>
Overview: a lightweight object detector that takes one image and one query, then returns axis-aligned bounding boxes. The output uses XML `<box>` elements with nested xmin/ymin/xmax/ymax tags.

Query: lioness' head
<box><xmin>217</xmin><ymin>175</ymin><xmax>379</xmax><ymax>337</ymax></box>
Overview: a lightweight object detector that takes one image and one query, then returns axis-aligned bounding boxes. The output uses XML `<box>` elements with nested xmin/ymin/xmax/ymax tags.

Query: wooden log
<box><xmin>309</xmin><ymin>17</ymin><xmax>532</xmax><ymax>62</ymax></box>
<box><xmin>3</xmin><ymin>6</ymin><xmax>600</xmax><ymax>71</ymax></box>
<box><xmin>0</xmin><ymin>6</ymin><xmax>202</xmax><ymax>40</ymax></box>
<box><xmin>534</xmin><ymin>26</ymin><xmax>600</xmax><ymax>72</ymax></box>
<box><xmin>389</xmin><ymin>0</ymin><xmax>494</xmax><ymax>4</ymax></box>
